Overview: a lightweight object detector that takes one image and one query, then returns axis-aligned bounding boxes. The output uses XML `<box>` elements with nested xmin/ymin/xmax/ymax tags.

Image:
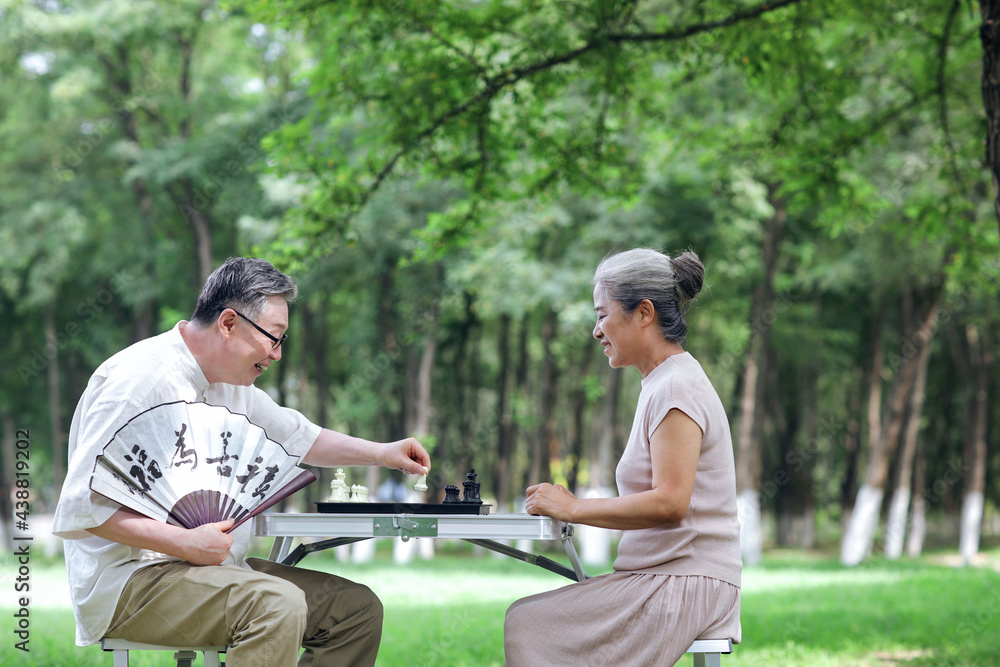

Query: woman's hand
<box><xmin>523</xmin><ymin>409</ymin><xmax>701</xmax><ymax>530</ymax></box>
<box><xmin>525</xmin><ymin>483</ymin><xmax>579</xmax><ymax>522</ymax></box>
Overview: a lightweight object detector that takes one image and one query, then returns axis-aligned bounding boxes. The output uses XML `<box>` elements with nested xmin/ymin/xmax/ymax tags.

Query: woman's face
<box><xmin>593</xmin><ymin>284</ymin><xmax>637</xmax><ymax>368</ymax></box>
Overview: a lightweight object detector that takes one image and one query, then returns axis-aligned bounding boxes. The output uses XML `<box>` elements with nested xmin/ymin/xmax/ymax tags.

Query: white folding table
<box><xmin>254</xmin><ymin>513</ymin><xmax>732</xmax><ymax>665</ymax></box>
<box><xmin>254</xmin><ymin>512</ymin><xmax>588</xmax><ymax>581</ymax></box>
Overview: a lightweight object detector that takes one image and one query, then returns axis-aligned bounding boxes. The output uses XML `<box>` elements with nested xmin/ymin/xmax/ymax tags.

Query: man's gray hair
<box><xmin>191</xmin><ymin>257</ymin><xmax>297</xmax><ymax>325</ymax></box>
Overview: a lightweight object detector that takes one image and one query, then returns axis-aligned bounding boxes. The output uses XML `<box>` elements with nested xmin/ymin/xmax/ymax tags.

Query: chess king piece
<box><xmin>329</xmin><ymin>468</ymin><xmax>349</xmax><ymax>502</ymax></box>
<box><xmin>442</xmin><ymin>484</ymin><xmax>461</xmax><ymax>503</ymax></box>
<box><xmin>461</xmin><ymin>469</ymin><xmax>482</xmax><ymax>504</ymax></box>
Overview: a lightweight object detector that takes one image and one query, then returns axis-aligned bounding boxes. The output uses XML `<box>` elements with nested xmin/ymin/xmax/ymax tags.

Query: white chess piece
<box><xmin>329</xmin><ymin>468</ymin><xmax>348</xmax><ymax>502</ymax></box>
<box><xmin>359</xmin><ymin>485</ymin><xmax>370</xmax><ymax>502</ymax></box>
<box><xmin>349</xmin><ymin>484</ymin><xmax>360</xmax><ymax>502</ymax></box>
<box><xmin>414</xmin><ymin>467</ymin><xmax>429</xmax><ymax>493</ymax></box>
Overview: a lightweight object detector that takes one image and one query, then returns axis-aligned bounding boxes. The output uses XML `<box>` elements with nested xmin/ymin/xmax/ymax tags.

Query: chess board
<box><xmin>315</xmin><ymin>502</ymin><xmax>491</xmax><ymax>515</ymax></box>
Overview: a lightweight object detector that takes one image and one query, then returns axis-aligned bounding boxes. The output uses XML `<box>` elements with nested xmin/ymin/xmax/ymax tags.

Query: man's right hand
<box><xmin>87</xmin><ymin>509</ymin><xmax>235</xmax><ymax>566</ymax></box>
<box><xmin>180</xmin><ymin>519</ymin><xmax>235</xmax><ymax>565</ymax></box>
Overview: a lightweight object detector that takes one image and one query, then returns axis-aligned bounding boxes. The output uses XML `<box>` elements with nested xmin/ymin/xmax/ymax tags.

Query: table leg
<box><xmin>277</xmin><ymin>537</ymin><xmax>373</xmax><ymax>565</ymax></box>
<box><xmin>464</xmin><ymin>539</ymin><xmax>582</xmax><ymax>581</ymax></box>
<box><xmin>562</xmin><ymin>537</ymin><xmax>589</xmax><ymax>581</ymax></box>
<box><xmin>268</xmin><ymin>536</ymin><xmax>292</xmax><ymax>562</ymax></box>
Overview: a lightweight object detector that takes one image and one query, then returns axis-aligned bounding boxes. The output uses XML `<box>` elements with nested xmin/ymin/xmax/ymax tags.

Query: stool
<box><xmin>100</xmin><ymin>638</ymin><xmax>227</xmax><ymax>667</ymax></box>
<box><xmin>686</xmin><ymin>638</ymin><xmax>732</xmax><ymax>666</ymax></box>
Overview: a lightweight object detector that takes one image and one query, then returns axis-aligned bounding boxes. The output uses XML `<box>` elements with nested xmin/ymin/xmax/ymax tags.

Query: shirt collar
<box><xmin>641</xmin><ymin>350</ymin><xmax>688</xmax><ymax>388</ymax></box>
<box><xmin>170</xmin><ymin>322</ymin><xmax>211</xmax><ymax>395</ymax></box>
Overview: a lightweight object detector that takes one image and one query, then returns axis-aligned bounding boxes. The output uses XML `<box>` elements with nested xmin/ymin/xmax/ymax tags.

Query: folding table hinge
<box><xmin>372</xmin><ymin>516</ymin><xmax>439</xmax><ymax>541</ymax></box>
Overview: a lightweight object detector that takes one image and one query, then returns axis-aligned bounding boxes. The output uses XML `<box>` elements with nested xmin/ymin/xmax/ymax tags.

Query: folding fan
<box><xmin>90</xmin><ymin>400</ymin><xmax>316</xmax><ymax>532</ymax></box>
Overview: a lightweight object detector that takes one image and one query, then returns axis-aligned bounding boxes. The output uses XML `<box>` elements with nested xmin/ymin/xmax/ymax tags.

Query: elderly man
<box><xmin>53</xmin><ymin>257</ymin><xmax>430</xmax><ymax>667</ymax></box>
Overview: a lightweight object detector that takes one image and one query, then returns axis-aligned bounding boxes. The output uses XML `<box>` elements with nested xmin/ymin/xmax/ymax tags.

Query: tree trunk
<box><xmin>845</xmin><ymin>305</ymin><xmax>884</xmax><ymax>540</ymax></box>
<box><xmin>494</xmin><ymin>314</ymin><xmax>513</xmax><ymax>509</ymax></box>
<box><xmin>906</xmin><ymin>440</ymin><xmax>927</xmax><ymax>557</ymax></box>
<box><xmin>100</xmin><ymin>41</ymin><xmax>158</xmax><ymax>341</ymax></box>
<box><xmin>179</xmin><ymin>179</ymin><xmax>215</xmax><ymax>285</ymax></box>
<box><xmin>735</xmin><ymin>183</ymin><xmax>785</xmax><ymax>566</ymax></box>
<box><xmin>45</xmin><ymin>304</ymin><xmax>66</xmax><ymax>492</ymax></box>
<box><xmin>509</xmin><ymin>316</ymin><xmax>531</xmax><ymax>504</ymax></box>
<box><xmin>453</xmin><ymin>292</ymin><xmax>479</xmax><ymax>481</ymax></box>
<box><xmin>841</xmin><ymin>289</ymin><xmax>942</xmax><ymax>565</ymax></box>
<box><xmin>589</xmin><ymin>365</ymin><xmax>622</xmax><ymax>491</ymax></box>
<box><xmin>407</xmin><ymin>307</ymin><xmax>438</xmax><ymax>439</ymax></box>
<box><xmin>884</xmin><ymin>320</ymin><xmax>933</xmax><ymax>559</ymax></box>
<box><xmin>960</xmin><ymin>323</ymin><xmax>991</xmax><ymax>564</ymax></box>
<box><xmin>979</xmin><ymin>0</ymin><xmax>1000</xmax><ymax>252</ymax></box>
<box><xmin>1</xmin><ymin>416</ymin><xmax>15</xmax><ymax>551</ymax></box>
<box><xmin>377</xmin><ymin>268</ymin><xmax>404</xmax><ymax>440</ymax></box>
<box><xmin>776</xmin><ymin>363</ymin><xmax>815</xmax><ymax>548</ymax></box>
<box><xmin>839</xmin><ymin>367</ymin><xmax>863</xmax><ymax>522</ymax></box>
<box><xmin>307</xmin><ymin>303</ymin><xmax>330</xmax><ymax>505</ymax></box>
<box><xmin>531</xmin><ymin>308</ymin><xmax>560</xmax><ymax>485</ymax></box>
<box><xmin>565</xmin><ymin>342</ymin><xmax>594</xmax><ymax>494</ymax></box>
<box><xmin>174</xmin><ymin>27</ymin><xmax>213</xmax><ymax>286</ymax></box>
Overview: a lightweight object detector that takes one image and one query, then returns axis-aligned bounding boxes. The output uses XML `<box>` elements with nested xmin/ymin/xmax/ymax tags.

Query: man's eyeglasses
<box><xmin>233</xmin><ymin>310</ymin><xmax>287</xmax><ymax>350</ymax></box>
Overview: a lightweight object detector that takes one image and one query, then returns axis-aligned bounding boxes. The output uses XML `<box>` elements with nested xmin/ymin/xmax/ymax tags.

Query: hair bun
<box><xmin>670</xmin><ymin>251</ymin><xmax>704</xmax><ymax>305</ymax></box>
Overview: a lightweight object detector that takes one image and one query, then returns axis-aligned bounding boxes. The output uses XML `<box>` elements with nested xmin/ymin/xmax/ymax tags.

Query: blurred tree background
<box><xmin>1</xmin><ymin>0</ymin><xmax>997</xmax><ymax>567</ymax></box>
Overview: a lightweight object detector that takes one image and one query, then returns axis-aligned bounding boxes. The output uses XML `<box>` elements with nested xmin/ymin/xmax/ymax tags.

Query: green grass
<box><xmin>738</xmin><ymin>552</ymin><xmax>1000</xmax><ymax>666</ymax></box>
<box><xmin>3</xmin><ymin>544</ymin><xmax>999</xmax><ymax>666</ymax></box>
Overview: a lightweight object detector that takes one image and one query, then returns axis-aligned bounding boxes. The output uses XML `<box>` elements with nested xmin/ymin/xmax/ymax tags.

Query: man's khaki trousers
<box><xmin>103</xmin><ymin>557</ymin><xmax>383</xmax><ymax>667</ymax></box>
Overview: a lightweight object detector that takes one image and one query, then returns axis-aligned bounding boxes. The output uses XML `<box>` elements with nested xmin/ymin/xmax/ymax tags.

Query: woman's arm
<box><xmin>525</xmin><ymin>408</ymin><xmax>701</xmax><ymax>529</ymax></box>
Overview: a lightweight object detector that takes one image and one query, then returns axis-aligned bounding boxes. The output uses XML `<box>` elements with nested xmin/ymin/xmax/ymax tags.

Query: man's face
<box><xmin>227</xmin><ymin>296</ymin><xmax>288</xmax><ymax>386</ymax></box>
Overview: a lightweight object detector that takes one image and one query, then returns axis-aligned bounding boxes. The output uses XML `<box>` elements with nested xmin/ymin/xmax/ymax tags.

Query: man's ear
<box><xmin>218</xmin><ymin>309</ymin><xmax>238</xmax><ymax>339</ymax></box>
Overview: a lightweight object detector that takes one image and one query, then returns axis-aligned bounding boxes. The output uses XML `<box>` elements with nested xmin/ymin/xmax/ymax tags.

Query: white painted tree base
<box><xmin>352</xmin><ymin>538</ymin><xmax>376</xmax><ymax>564</ymax></box>
<box><xmin>579</xmin><ymin>486</ymin><xmax>617</xmax><ymax>566</ymax></box>
<box><xmin>841</xmin><ymin>484</ymin><xmax>883</xmax><ymax>566</ymax></box>
<box><xmin>418</xmin><ymin>534</ymin><xmax>436</xmax><ymax>559</ymax></box>
<box><xmin>960</xmin><ymin>491</ymin><xmax>984</xmax><ymax>565</ymax></box>
<box><xmin>906</xmin><ymin>496</ymin><xmax>926</xmax><ymax>558</ymax></box>
<box><xmin>393</xmin><ymin>536</ymin><xmax>417</xmax><ymax>564</ymax></box>
<box><xmin>736</xmin><ymin>489</ymin><xmax>762</xmax><ymax>566</ymax></box>
<box><xmin>883</xmin><ymin>487</ymin><xmax>910</xmax><ymax>560</ymax></box>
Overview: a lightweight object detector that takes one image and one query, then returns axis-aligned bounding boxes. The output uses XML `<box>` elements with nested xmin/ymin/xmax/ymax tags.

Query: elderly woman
<box><xmin>504</xmin><ymin>248</ymin><xmax>741</xmax><ymax>666</ymax></box>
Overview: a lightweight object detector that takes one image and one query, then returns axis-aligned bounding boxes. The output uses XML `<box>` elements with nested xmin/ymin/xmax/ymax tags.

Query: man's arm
<box><xmin>86</xmin><ymin>508</ymin><xmax>235</xmax><ymax>566</ymax></box>
<box><xmin>302</xmin><ymin>428</ymin><xmax>430</xmax><ymax>475</ymax></box>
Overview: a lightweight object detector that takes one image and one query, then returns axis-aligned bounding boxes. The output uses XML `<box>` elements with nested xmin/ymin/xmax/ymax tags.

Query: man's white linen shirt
<box><xmin>52</xmin><ymin>323</ymin><xmax>321</xmax><ymax>646</ymax></box>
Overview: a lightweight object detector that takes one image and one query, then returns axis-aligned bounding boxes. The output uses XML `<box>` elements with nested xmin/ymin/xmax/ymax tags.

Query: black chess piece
<box><xmin>442</xmin><ymin>484</ymin><xmax>461</xmax><ymax>503</ymax></box>
<box><xmin>461</xmin><ymin>469</ymin><xmax>482</xmax><ymax>504</ymax></box>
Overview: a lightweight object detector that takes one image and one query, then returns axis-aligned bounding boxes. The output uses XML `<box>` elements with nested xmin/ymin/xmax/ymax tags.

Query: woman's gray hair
<box><xmin>191</xmin><ymin>257</ymin><xmax>297</xmax><ymax>325</ymax></box>
<box><xmin>593</xmin><ymin>248</ymin><xmax>704</xmax><ymax>344</ymax></box>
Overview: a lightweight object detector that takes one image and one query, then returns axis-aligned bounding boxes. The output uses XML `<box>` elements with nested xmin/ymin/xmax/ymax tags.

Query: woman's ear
<box><xmin>636</xmin><ymin>299</ymin><xmax>657</xmax><ymax>327</ymax></box>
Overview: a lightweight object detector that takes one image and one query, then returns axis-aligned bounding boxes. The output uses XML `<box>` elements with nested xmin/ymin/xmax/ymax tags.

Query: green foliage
<box><xmin>2</xmin><ymin>0</ymin><xmax>998</xmax><ymax>556</ymax></box>
<box><xmin>240</xmin><ymin>0</ymin><xmax>999</xmax><ymax>527</ymax></box>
